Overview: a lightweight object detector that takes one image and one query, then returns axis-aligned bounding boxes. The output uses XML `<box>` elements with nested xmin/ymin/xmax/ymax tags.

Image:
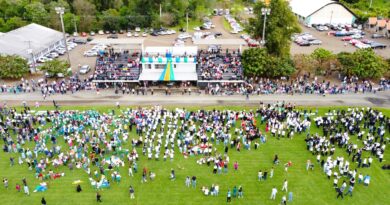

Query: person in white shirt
<box><xmin>270</xmin><ymin>187</ymin><xmax>278</xmax><ymax>200</ymax></box>
<box><xmin>282</xmin><ymin>180</ymin><xmax>288</xmax><ymax>192</ymax></box>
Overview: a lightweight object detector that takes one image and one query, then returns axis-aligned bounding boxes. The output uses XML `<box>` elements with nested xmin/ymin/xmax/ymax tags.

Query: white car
<box><xmin>98</xmin><ymin>30</ymin><xmax>104</xmax><ymax>35</ymax></box>
<box><xmin>134</xmin><ymin>32</ymin><xmax>139</xmax><ymax>37</ymax></box>
<box><xmin>83</xmin><ymin>51</ymin><xmax>97</xmax><ymax>57</ymax></box>
<box><xmin>37</xmin><ymin>56</ymin><xmax>52</xmax><ymax>63</ymax></box>
<box><xmin>49</xmin><ymin>52</ymin><xmax>59</xmax><ymax>58</ymax></box>
<box><xmin>142</xmin><ymin>32</ymin><xmax>147</xmax><ymax>37</ymax></box>
<box><xmin>135</xmin><ymin>27</ymin><xmax>141</xmax><ymax>32</ymax></box>
<box><xmin>230</xmin><ymin>30</ymin><xmax>239</xmax><ymax>34</ymax></box>
<box><xmin>127</xmin><ymin>32</ymin><xmax>132</xmax><ymax>37</ymax></box>
<box><xmin>194</xmin><ymin>27</ymin><xmax>201</xmax><ymax>31</ymax></box>
<box><xmin>79</xmin><ymin>65</ymin><xmax>91</xmax><ymax>74</ymax></box>
<box><xmin>178</xmin><ymin>33</ymin><xmax>192</xmax><ymax>39</ymax></box>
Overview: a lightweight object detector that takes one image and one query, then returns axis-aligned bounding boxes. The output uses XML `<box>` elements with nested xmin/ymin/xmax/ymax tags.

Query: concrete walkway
<box><xmin>1</xmin><ymin>90</ymin><xmax>390</xmax><ymax>107</ymax></box>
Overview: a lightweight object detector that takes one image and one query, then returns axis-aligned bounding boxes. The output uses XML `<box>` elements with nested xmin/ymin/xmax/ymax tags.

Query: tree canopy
<box><xmin>247</xmin><ymin>0</ymin><xmax>300</xmax><ymax>58</ymax></box>
<box><xmin>242</xmin><ymin>48</ymin><xmax>295</xmax><ymax>78</ymax></box>
<box><xmin>0</xmin><ymin>55</ymin><xmax>29</xmax><ymax>79</ymax></box>
<box><xmin>39</xmin><ymin>59</ymin><xmax>70</xmax><ymax>76</ymax></box>
<box><xmin>337</xmin><ymin>49</ymin><xmax>389</xmax><ymax>79</ymax></box>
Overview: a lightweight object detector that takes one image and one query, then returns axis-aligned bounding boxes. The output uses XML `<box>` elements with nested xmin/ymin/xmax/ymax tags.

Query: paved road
<box><xmin>1</xmin><ymin>90</ymin><xmax>390</xmax><ymax>108</ymax></box>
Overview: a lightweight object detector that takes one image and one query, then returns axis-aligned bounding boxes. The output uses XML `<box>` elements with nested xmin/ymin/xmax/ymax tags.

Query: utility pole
<box><xmin>55</xmin><ymin>7</ymin><xmax>71</xmax><ymax>65</ymax></box>
<box><xmin>26</xmin><ymin>40</ymin><xmax>36</xmax><ymax>73</ymax></box>
<box><xmin>261</xmin><ymin>8</ymin><xmax>271</xmax><ymax>46</ymax></box>
<box><xmin>73</xmin><ymin>14</ymin><xmax>78</xmax><ymax>34</ymax></box>
<box><xmin>160</xmin><ymin>4</ymin><xmax>162</xmax><ymax>18</ymax></box>
<box><xmin>186</xmin><ymin>12</ymin><xmax>189</xmax><ymax>32</ymax></box>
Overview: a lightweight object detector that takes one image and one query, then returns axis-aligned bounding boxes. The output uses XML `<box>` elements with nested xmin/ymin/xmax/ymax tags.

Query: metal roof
<box><xmin>289</xmin><ymin>0</ymin><xmax>354</xmax><ymax>18</ymax></box>
<box><xmin>0</xmin><ymin>23</ymin><xmax>63</xmax><ymax>58</ymax></box>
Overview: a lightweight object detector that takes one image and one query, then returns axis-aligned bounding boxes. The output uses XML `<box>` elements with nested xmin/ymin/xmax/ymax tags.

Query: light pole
<box><xmin>25</xmin><ymin>40</ymin><xmax>36</xmax><ymax>73</ymax></box>
<box><xmin>261</xmin><ymin>8</ymin><xmax>271</xmax><ymax>46</ymax></box>
<box><xmin>55</xmin><ymin>7</ymin><xmax>71</xmax><ymax>64</ymax></box>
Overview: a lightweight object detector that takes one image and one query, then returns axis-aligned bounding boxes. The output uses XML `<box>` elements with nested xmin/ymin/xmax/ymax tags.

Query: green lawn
<box><xmin>0</xmin><ymin>105</ymin><xmax>389</xmax><ymax>205</ymax></box>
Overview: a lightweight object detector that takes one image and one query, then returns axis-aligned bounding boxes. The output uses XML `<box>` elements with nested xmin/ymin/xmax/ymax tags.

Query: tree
<box><xmin>5</xmin><ymin>17</ymin><xmax>27</xmax><ymax>31</ymax></box>
<box><xmin>39</xmin><ymin>59</ymin><xmax>70</xmax><ymax>76</ymax></box>
<box><xmin>310</xmin><ymin>48</ymin><xmax>337</xmax><ymax>75</ymax></box>
<box><xmin>242</xmin><ymin>48</ymin><xmax>295</xmax><ymax>78</ymax></box>
<box><xmin>292</xmin><ymin>54</ymin><xmax>315</xmax><ymax>76</ymax></box>
<box><xmin>338</xmin><ymin>49</ymin><xmax>389</xmax><ymax>79</ymax></box>
<box><xmin>0</xmin><ymin>55</ymin><xmax>29</xmax><ymax>79</ymax></box>
<box><xmin>73</xmin><ymin>0</ymin><xmax>97</xmax><ymax>32</ymax></box>
<box><xmin>247</xmin><ymin>0</ymin><xmax>300</xmax><ymax>57</ymax></box>
<box><xmin>25</xmin><ymin>2</ymin><xmax>49</xmax><ymax>26</ymax></box>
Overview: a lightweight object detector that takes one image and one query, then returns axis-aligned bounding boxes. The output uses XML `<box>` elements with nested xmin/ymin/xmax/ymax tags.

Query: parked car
<box><xmin>178</xmin><ymin>33</ymin><xmax>192</xmax><ymax>39</ymax></box>
<box><xmin>142</xmin><ymin>32</ymin><xmax>147</xmax><ymax>37</ymax></box>
<box><xmin>48</xmin><ymin>52</ymin><xmax>59</xmax><ymax>58</ymax></box>
<box><xmin>134</xmin><ymin>32</ymin><xmax>139</xmax><ymax>37</ymax></box>
<box><xmin>372</xmin><ymin>33</ymin><xmax>385</xmax><ymax>38</ymax></box>
<box><xmin>90</xmin><ymin>31</ymin><xmax>95</xmax><ymax>36</ymax></box>
<box><xmin>98</xmin><ymin>30</ymin><xmax>104</xmax><ymax>35</ymax></box>
<box><xmin>310</xmin><ymin>40</ymin><xmax>322</xmax><ymax>45</ymax></box>
<box><xmin>298</xmin><ymin>41</ymin><xmax>310</xmax><ymax>46</ymax></box>
<box><xmin>83</xmin><ymin>51</ymin><xmax>98</xmax><ymax>57</ymax></box>
<box><xmin>107</xmin><ymin>34</ymin><xmax>118</xmax><ymax>39</ymax></box>
<box><xmin>74</xmin><ymin>38</ymin><xmax>87</xmax><ymax>44</ymax></box>
<box><xmin>37</xmin><ymin>56</ymin><xmax>52</xmax><ymax>63</ymax></box>
<box><xmin>79</xmin><ymin>65</ymin><xmax>91</xmax><ymax>74</ymax></box>
<box><xmin>81</xmin><ymin>32</ymin><xmax>87</xmax><ymax>37</ymax></box>
<box><xmin>127</xmin><ymin>32</ymin><xmax>132</xmax><ymax>37</ymax></box>
<box><xmin>135</xmin><ymin>27</ymin><xmax>141</xmax><ymax>32</ymax></box>
<box><xmin>341</xmin><ymin>36</ymin><xmax>352</xmax><ymax>41</ymax></box>
<box><xmin>370</xmin><ymin>42</ymin><xmax>387</xmax><ymax>49</ymax></box>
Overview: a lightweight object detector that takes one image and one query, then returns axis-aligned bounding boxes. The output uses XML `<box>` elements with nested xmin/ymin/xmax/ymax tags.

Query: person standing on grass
<box><xmin>336</xmin><ymin>187</ymin><xmax>343</xmax><ymax>199</ymax></box>
<box><xmin>227</xmin><ymin>189</ymin><xmax>231</xmax><ymax>203</ymax></box>
<box><xmin>41</xmin><ymin>197</ymin><xmax>46</xmax><ymax>205</ymax></box>
<box><xmin>281</xmin><ymin>195</ymin><xmax>287</xmax><ymax>205</ymax></box>
<box><xmin>270</xmin><ymin>167</ymin><xmax>274</xmax><ymax>178</ymax></box>
<box><xmin>96</xmin><ymin>192</ymin><xmax>102</xmax><ymax>202</ymax></box>
<box><xmin>282</xmin><ymin>179</ymin><xmax>288</xmax><ymax>192</ymax></box>
<box><xmin>258</xmin><ymin>170</ymin><xmax>263</xmax><ymax>181</ymax></box>
<box><xmin>234</xmin><ymin>161</ymin><xmax>239</xmax><ymax>171</ymax></box>
<box><xmin>191</xmin><ymin>176</ymin><xmax>197</xmax><ymax>188</ymax></box>
<box><xmin>3</xmin><ymin>178</ymin><xmax>8</xmax><ymax>189</ymax></box>
<box><xmin>129</xmin><ymin>186</ymin><xmax>135</xmax><ymax>199</ymax></box>
<box><xmin>345</xmin><ymin>186</ymin><xmax>354</xmax><ymax>197</ymax></box>
<box><xmin>270</xmin><ymin>187</ymin><xmax>278</xmax><ymax>200</ymax></box>
<box><xmin>185</xmin><ymin>176</ymin><xmax>190</xmax><ymax>187</ymax></box>
<box><xmin>16</xmin><ymin>184</ymin><xmax>21</xmax><ymax>192</ymax></box>
<box><xmin>288</xmin><ymin>192</ymin><xmax>293</xmax><ymax>202</ymax></box>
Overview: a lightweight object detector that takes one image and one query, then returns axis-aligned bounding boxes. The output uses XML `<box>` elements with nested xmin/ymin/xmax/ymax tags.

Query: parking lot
<box><xmin>291</xmin><ymin>25</ymin><xmax>390</xmax><ymax>58</ymax></box>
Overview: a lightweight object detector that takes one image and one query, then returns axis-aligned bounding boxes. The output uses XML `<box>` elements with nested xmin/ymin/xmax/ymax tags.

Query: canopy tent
<box><xmin>0</xmin><ymin>23</ymin><xmax>63</xmax><ymax>61</ymax></box>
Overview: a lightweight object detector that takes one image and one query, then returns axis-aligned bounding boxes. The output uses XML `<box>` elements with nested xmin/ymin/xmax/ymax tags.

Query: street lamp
<box><xmin>261</xmin><ymin>8</ymin><xmax>271</xmax><ymax>46</ymax></box>
<box><xmin>55</xmin><ymin>7</ymin><xmax>71</xmax><ymax>64</ymax></box>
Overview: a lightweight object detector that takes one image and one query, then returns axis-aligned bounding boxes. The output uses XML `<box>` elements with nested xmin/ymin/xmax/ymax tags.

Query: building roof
<box><xmin>368</xmin><ymin>17</ymin><xmax>378</xmax><ymax>25</ymax></box>
<box><xmin>377</xmin><ymin>20</ymin><xmax>387</xmax><ymax>28</ymax></box>
<box><xmin>289</xmin><ymin>0</ymin><xmax>354</xmax><ymax>18</ymax></box>
<box><xmin>192</xmin><ymin>39</ymin><xmax>246</xmax><ymax>46</ymax></box>
<box><xmin>144</xmin><ymin>46</ymin><xmax>198</xmax><ymax>56</ymax></box>
<box><xmin>89</xmin><ymin>38</ymin><xmax>145</xmax><ymax>45</ymax></box>
<box><xmin>0</xmin><ymin>23</ymin><xmax>63</xmax><ymax>58</ymax></box>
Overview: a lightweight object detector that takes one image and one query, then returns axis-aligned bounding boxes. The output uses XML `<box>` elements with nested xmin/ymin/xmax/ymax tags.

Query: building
<box><xmin>0</xmin><ymin>23</ymin><xmax>64</xmax><ymax>63</ymax></box>
<box><xmin>139</xmin><ymin>47</ymin><xmax>198</xmax><ymax>82</ymax></box>
<box><xmin>289</xmin><ymin>0</ymin><xmax>356</xmax><ymax>25</ymax></box>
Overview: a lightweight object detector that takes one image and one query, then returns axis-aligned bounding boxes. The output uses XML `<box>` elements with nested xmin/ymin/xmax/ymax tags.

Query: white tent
<box><xmin>0</xmin><ymin>23</ymin><xmax>63</xmax><ymax>61</ymax></box>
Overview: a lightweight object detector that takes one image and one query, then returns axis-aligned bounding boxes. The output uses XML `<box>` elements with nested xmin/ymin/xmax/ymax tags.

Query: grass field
<box><xmin>0</xmin><ymin>105</ymin><xmax>389</xmax><ymax>205</ymax></box>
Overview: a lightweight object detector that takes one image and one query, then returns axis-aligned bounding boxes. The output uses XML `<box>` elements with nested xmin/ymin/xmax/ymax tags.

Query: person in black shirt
<box><xmin>96</xmin><ymin>192</ymin><xmax>102</xmax><ymax>202</ymax></box>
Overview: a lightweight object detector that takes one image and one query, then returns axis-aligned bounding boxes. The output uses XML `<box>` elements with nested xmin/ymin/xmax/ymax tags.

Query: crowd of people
<box><xmin>94</xmin><ymin>49</ymin><xmax>141</xmax><ymax>81</ymax></box>
<box><xmin>197</xmin><ymin>49</ymin><xmax>243</xmax><ymax>81</ymax></box>
<box><xmin>0</xmin><ymin>102</ymin><xmax>388</xmax><ymax>203</ymax></box>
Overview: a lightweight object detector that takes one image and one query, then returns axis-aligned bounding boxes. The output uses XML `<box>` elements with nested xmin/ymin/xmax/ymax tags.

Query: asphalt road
<box><xmin>1</xmin><ymin>90</ymin><xmax>390</xmax><ymax>108</ymax></box>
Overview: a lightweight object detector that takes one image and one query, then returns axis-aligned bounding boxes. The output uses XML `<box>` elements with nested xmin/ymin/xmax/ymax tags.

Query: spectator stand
<box><xmin>89</xmin><ymin>38</ymin><xmax>145</xmax><ymax>89</ymax></box>
<box><xmin>193</xmin><ymin>39</ymin><xmax>246</xmax><ymax>88</ymax></box>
